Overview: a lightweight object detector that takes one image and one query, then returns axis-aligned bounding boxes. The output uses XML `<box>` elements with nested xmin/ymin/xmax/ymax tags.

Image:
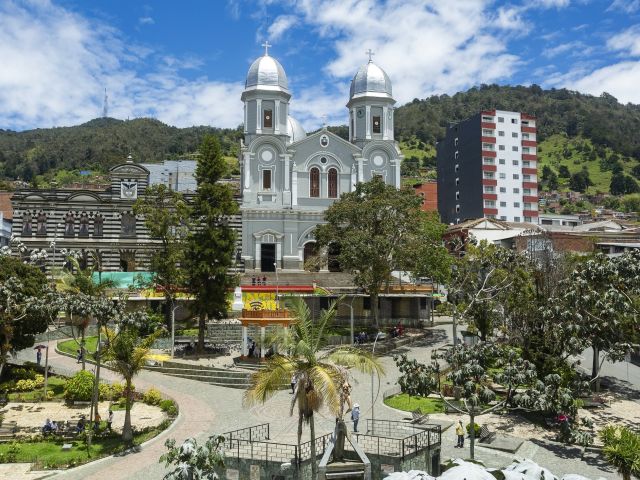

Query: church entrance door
<box><xmin>261</xmin><ymin>244</ymin><xmax>276</xmax><ymax>272</ymax></box>
<box><xmin>303</xmin><ymin>242</ymin><xmax>319</xmax><ymax>271</ymax></box>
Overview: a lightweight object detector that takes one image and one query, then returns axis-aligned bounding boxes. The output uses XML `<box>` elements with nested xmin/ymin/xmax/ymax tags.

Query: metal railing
<box><xmin>354</xmin><ymin>420</ymin><xmax>441</xmax><ymax>461</ymax></box>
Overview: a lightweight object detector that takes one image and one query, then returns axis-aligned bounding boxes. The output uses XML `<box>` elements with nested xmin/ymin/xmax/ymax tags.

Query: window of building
<box><xmin>22</xmin><ymin>213</ymin><xmax>32</xmax><ymax>235</ymax></box>
<box><xmin>454</xmin><ymin>164</ymin><xmax>459</xmax><ymax>172</ymax></box>
<box><xmin>498</xmin><ymin>117</ymin><xmax>504</xmax><ymax>123</ymax></box>
<box><xmin>328</xmin><ymin>168</ymin><xmax>338</xmax><ymax>198</ymax></box>
<box><xmin>482</xmin><ymin>143</ymin><xmax>494</xmax><ymax>151</ymax></box>
<box><xmin>500</xmin><ymin>216</ymin><xmax>507</xmax><ymax>221</ymax></box>
<box><xmin>511</xmin><ymin>118</ymin><xmax>518</xmax><ymax>124</ymax></box>
<box><xmin>513</xmin><ymin>187</ymin><xmax>520</xmax><ymax>193</ymax></box>
<box><xmin>263</xmin><ymin>169</ymin><xmax>272</xmax><ymax>191</ymax></box>
<box><xmin>36</xmin><ymin>213</ymin><xmax>47</xmax><ymax>235</ymax></box>
<box><xmin>456</xmin><ymin>191</ymin><xmax>460</xmax><ymax>200</ymax></box>
<box><xmin>524</xmin><ymin>203</ymin><xmax>532</xmax><ymax>210</ymax></box>
<box><xmin>514</xmin><ymin>216</ymin><xmax>521</xmax><ymax>222</ymax></box>
<box><xmin>498</xmin><ymin>131</ymin><xmax>505</xmax><ymax>137</ymax></box>
<box><xmin>455</xmin><ymin>177</ymin><xmax>460</xmax><ymax>185</ymax></box>
<box><xmin>499</xmin><ymin>145</ymin><xmax>505</xmax><ymax>151</ymax></box>
<box><xmin>121</xmin><ymin>213</ymin><xmax>136</xmax><ymax>236</ymax></box>
<box><xmin>512</xmin><ymin>160</ymin><xmax>519</xmax><ymax>166</ymax></box>
<box><xmin>485</xmin><ymin>201</ymin><xmax>496</xmax><ymax>208</ymax></box>
<box><xmin>483</xmin><ymin>157</ymin><xmax>494</xmax><ymax>164</ymax></box>
<box><xmin>514</xmin><ymin>202</ymin><xmax>520</xmax><ymax>208</ymax></box>
<box><xmin>455</xmin><ymin>205</ymin><xmax>461</xmax><ymax>213</ymax></box>
<box><xmin>524</xmin><ymin>188</ymin><xmax>531</xmax><ymax>195</ymax></box>
<box><xmin>523</xmin><ymin>161</ymin><xmax>530</xmax><ymax>167</ymax></box>
<box><xmin>484</xmin><ymin>172</ymin><xmax>495</xmax><ymax>179</ymax></box>
<box><xmin>524</xmin><ymin>216</ymin><xmax>532</xmax><ymax>222</ymax></box>
<box><xmin>372</xmin><ymin>115</ymin><xmax>381</xmax><ymax>133</ymax></box>
<box><xmin>64</xmin><ymin>214</ymin><xmax>75</xmax><ymax>237</ymax></box>
<box><xmin>484</xmin><ymin>186</ymin><xmax>495</xmax><ymax>193</ymax></box>
<box><xmin>499</xmin><ymin>201</ymin><xmax>506</xmax><ymax>207</ymax></box>
<box><xmin>482</xmin><ymin>129</ymin><xmax>493</xmax><ymax>136</ymax></box>
<box><xmin>499</xmin><ymin>158</ymin><xmax>505</xmax><ymax>165</ymax></box>
<box><xmin>94</xmin><ymin>215</ymin><xmax>104</xmax><ymax>237</ymax></box>
<box><xmin>523</xmin><ymin>174</ymin><xmax>531</xmax><ymax>181</ymax></box>
<box><xmin>523</xmin><ymin>147</ymin><xmax>530</xmax><ymax>154</ymax></box>
<box><xmin>512</xmin><ymin>146</ymin><xmax>519</xmax><ymax>152</ymax></box>
<box><xmin>454</xmin><ymin>151</ymin><xmax>459</xmax><ymax>159</ymax></box>
<box><xmin>512</xmin><ymin>132</ymin><xmax>518</xmax><ymax>138</ymax></box>
<box><xmin>310</xmin><ymin>167</ymin><xmax>320</xmax><ymax>197</ymax></box>
<box><xmin>499</xmin><ymin>173</ymin><xmax>506</xmax><ymax>179</ymax></box>
<box><xmin>263</xmin><ymin>109</ymin><xmax>273</xmax><ymax>128</ymax></box>
<box><xmin>79</xmin><ymin>215</ymin><xmax>89</xmax><ymax>237</ymax></box>
<box><xmin>500</xmin><ymin>187</ymin><xmax>506</xmax><ymax>193</ymax></box>
<box><xmin>513</xmin><ymin>173</ymin><xmax>520</xmax><ymax>179</ymax></box>
<box><xmin>454</xmin><ymin>137</ymin><xmax>459</xmax><ymax>146</ymax></box>
<box><xmin>482</xmin><ymin>115</ymin><xmax>493</xmax><ymax>122</ymax></box>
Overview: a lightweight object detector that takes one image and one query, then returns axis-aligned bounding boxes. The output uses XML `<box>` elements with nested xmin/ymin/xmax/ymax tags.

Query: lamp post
<box><xmin>341</xmin><ymin>296</ymin><xmax>357</xmax><ymax>345</ymax></box>
<box><xmin>371</xmin><ymin>331</ymin><xmax>381</xmax><ymax>434</ymax></box>
<box><xmin>51</xmin><ymin>222</ymin><xmax>62</xmax><ymax>276</ymax></box>
<box><xmin>274</xmin><ymin>262</ymin><xmax>279</xmax><ymax>309</ymax></box>
<box><xmin>174</xmin><ymin>160</ymin><xmax>182</xmax><ymax>191</ymax></box>
<box><xmin>170</xmin><ymin>302</ymin><xmax>180</xmax><ymax>359</ymax></box>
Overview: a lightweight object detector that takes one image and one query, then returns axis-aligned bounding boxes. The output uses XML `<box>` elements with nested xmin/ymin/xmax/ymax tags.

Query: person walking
<box><xmin>455</xmin><ymin>419</ymin><xmax>465</xmax><ymax>448</ymax></box>
<box><xmin>351</xmin><ymin>403</ymin><xmax>360</xmax><ymax>433</ymax></box>
<box><xmin>107</xmin><ymin>409</ymin><xmax>113</xmax><ymax>432</ymax></box>
<box><xmin>290</xmin><ymin>373</ymin><xmax>297</xmax><ymax>394</ymax></box>
<box><xmin>36</xmin><ymin>348</ymin><xmax>42</xmax><ymax>365</ymax></box>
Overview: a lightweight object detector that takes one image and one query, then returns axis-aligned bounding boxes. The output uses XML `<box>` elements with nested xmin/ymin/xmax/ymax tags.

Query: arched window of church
<box><xmin>328</xmin><ymin>168</ymin><xmax>338</xmax><ymax>198</ymax></box>
<box><xmin>79</xmin><ymin>215</ymin><xmax>89</xmax><ymax>237</ymax></box>
<box><xmin>372</xmin><ymin>115</ymin><xmax>381</xmax><ymax>134</ymax></box>
<box><xmin>64</xmin><ymin>214</ymin><xmax>75</xmax><ymax>237</ymax></box>
<box><xmin>263</xmin><ymin>109</ymin><xmax>273</xmax><ymax>129</ymax></box>
<box><xmin>93</xmin><ymin>215</ymin><xmax>104</xmax><ymax>237</ymax></box>
<box><xmin>36</xmin><ymin>212</ymin><xmax>47</xmax><ymax>235</ymax></box>
<box><xmin>22</xmin><ymin>212</ymin><xmax>32</xmax><ymax>236</ymax></box>
<box><xmin>310</xmin><ymin>167</ymin><xmax>320</xmax><ymax>197</ymax></box>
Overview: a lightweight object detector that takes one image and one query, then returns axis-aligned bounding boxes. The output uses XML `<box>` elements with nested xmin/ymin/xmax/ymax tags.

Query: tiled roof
<box><xmin>0</xmin><ymin>192</ymin><xmax>13</xmax><ymax>220</ymax></box>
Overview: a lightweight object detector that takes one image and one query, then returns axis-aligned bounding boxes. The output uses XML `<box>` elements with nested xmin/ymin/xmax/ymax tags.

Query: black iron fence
<box><xmin>354</xmin><ymin>419</ymin><xmax>441</xmax><ymax>461</ymax></box>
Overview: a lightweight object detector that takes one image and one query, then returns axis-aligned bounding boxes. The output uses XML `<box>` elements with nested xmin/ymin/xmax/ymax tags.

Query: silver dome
<box><xmin>287</xmin><ymin>116</ymin><xmax>307</xmax><ymax>143</ymax></box>
<box><xmin>245</xmin><ymin>54</ymin><xmax>289</xmax><ymax>91</ymax></box>
<box><xmin>349</xmin><ymin>61</ymin><xmax>393</xmax><ymax>99</ymax></box>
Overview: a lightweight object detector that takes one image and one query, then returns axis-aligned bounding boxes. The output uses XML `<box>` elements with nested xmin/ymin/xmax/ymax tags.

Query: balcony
<box><xmin>481</xmin><ymin>122</ymin><xmax>496</xmax><ymax>129</ymax></box>
<box><xmin>521</xmin><ymin>126</ymin><xmax>536</xmax><ymax>134</ymax></box>
<box><xmin>523</xmin><ymin>195</ymin><xmax>539</xmax><ymax>203</ymax></box>
<box><xmin>522</xmin><ymin>167</ymin><xmax>537</xmax><ymax>175</ymax></box>
<box><xmin>482</xmin><ymin>193</ymin><xmax>497</xmax><ymax>200</ymax></box>
<box><xmin>482</xmin><ymin>179</ymin><xmax>497</xmax><ymax>186</ymax></box>
<box><xmin>482</xmin><ymin>164</ymin><xmax>497</xmax><ymax>172</ymax></box>
<box><xmin>522</xmin><ymin>153</ymin><xmax>537</xmax><ymax>161</ymax></box>
<box><xmin>523</xmin><ymin>181</ymin><xmax>537</xmax><ymax>189</ymax></box>
<box><xmin>522</xmin><ymin>140</ymin><xmax>537</xmax><ymax>148</ymax></box>
<box><xmin>482</xmin><ymin>150</ymin><xmax>497</xmax><ymax>157</ymax></box>
<box><xmin>483</xmin><ymin>208</ymin><xmax>498</xmax><ymax>215</ymax></box>
<box><xmin>481</xmin><ymin>136</ymin><xmax>496</xmax><ymax>144</ymax></box>
<box><xmin>523</xmin><ymin>209</ymin><xmax>539</xmax><ymax>217</ymax></box>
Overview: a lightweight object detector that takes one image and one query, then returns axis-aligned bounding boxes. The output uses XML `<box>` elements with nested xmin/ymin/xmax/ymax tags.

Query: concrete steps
<box><xmin>144</xmin><ymin>360</ymin><xmax>253</xmax><ymax>389</ymax></box>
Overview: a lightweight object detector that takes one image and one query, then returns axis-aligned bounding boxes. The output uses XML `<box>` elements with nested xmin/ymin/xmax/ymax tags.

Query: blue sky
<box><xmin>1</xmin><ymin>0</ymin><xmax>639</xmax><ymax>132</ymax></box>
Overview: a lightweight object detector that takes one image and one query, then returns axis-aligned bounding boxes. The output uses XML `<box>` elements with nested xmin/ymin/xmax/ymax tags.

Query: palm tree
<box><xmin>600</xmin><ymin>425</ymin><xmax>640</xmax><ymax>480</ymax></box>
<box><xmin>104</xmin><ymin>325</ymin><xmax>159</xmax><ymax>444</ymax></box>
<box><xmin>244</xmin><ymin>297</ymin><xmax>384</xmax><ymax>477</ymax></box>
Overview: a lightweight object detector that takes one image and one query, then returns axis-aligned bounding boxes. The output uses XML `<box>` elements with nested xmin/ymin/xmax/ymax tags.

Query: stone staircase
<box><xmin>145</xmin><ymin>360</ymin><xmax>253</xmax><ymax>389</ymax></box>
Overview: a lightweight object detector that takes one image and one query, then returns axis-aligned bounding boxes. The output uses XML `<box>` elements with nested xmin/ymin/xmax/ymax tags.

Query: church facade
<box><xmin>240</xmin><ymin>47</ymin><xmax>403</xmax><ymax>272</ymax></box>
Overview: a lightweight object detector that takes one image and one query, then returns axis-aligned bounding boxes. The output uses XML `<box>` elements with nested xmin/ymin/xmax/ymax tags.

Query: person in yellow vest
<box><xmin>455</xmin><ymin>419</ymin><xmax>465</xmax><ymax>448</ymax></box>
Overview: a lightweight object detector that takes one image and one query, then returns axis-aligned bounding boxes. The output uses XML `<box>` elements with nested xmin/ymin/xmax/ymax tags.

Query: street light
<box><xmin>170</xmin><ymin>303</ymin><xmax>180</xmax><ymax>359</ymax></box>
<box><xmin>340</xmin><ymin>296</ymin><xmax>357</xmax><ymax>345</ymax></box>
<box><xmin>371</xmin><ymin>331</ymin><xmax>382</xmax><ymax>434</ymax></box>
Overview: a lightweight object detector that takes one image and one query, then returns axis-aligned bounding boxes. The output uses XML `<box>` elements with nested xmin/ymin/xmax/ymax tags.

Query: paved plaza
<box><xmin>13</xmin><ymin>324</ymin><xmax>639</xmax><ymax>480</ymax></box>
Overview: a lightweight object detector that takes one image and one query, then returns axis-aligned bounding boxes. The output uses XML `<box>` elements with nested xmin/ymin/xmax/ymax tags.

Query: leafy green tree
<box><xmin>315</xmin><ymin>177</ymin><xmax>448</xmax><ymax>326</ymax></box>
<box><xmin>600</xmin><ymin>425</ymin><xmax>640</xmax><ymax>480</ymax></box>
<box><xmin>160</xmin><ymin>436</ymin><xmax>225</xmax><ymax>480</ymax></box>
<box><xmin>244</xmin><ymin>298</ymin><xmax>383</xmax><ymax>478</ymax></box>
<box><xmin>0</xmin><ymin>256</ymin><xmax>48</xmax><ymax>376</ymax></box>
<box><xmin>134</xmin><ymin>184</ymin><xmax>192</xmax><ymax>328</ymax></box>
<box><xmin>558</xmin><ymin>165</ymin><xmax>570</xmax><ymax>178</ymax></box>
<box><xmin>569</xmin><ymin>170</ymin><xmax>592</xmax><ymax>193</ymax></box>
<box><xmin>185</xmin><ymin>135</ymin><xmax>238</xmax><ymax>353</ymax></box>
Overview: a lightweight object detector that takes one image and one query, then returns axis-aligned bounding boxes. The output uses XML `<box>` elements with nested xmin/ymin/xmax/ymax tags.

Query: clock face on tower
<box><xmin>357</xmin><ymin>109</ymin><xmax>364</xmax><ymax>118</ymax></box>
<box><xmin>121</xmin><ymin>181</ymin><xmax>138</xmax><ymax>200</ymax></box>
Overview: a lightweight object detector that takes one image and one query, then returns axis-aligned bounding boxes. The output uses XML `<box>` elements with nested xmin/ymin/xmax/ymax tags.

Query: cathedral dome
<box><xmin>245</xmin><ymin>54</ymin><xmax>289</xmax><ymax>92</ymax></box>
<box><xmin>349</xmin><ymin>60</ymin><xmax>393</xmax><ymax>100</ymax></box>
<box><xmin>287</xmin><ymin>116</ymin><xmax>306</xmax><ymax>143</ymax></box>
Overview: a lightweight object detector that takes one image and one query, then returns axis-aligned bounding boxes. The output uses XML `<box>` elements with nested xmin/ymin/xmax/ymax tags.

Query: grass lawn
<box><xmin>57</xmin><ymin>336</ymin><xmax>98</xmax><ymax>361</ymax></box>
<box><xmin>384</xmin><ymin>393</ymin><xmax>445</xmax><ymax>414</ymax></box>
<box><xmin>0</xmin><ymin>426</ymin><xmax>168</xmax><ymax>469</ymax></box>
<box><xmin>7</xmin><ymin>376</ymin><xmax>67</xmax><ymax>402</ymax></box>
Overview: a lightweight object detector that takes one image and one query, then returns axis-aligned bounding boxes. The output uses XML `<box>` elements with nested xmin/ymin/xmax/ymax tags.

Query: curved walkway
<box><xmin>15</xmin><ymin>325</ymin><xmax>627</xmax><ymax>480</ymax></box>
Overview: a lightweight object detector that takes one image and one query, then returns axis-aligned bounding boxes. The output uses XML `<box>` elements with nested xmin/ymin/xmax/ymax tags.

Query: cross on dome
<box><xmin>262</xmin><ymin>41</ymin><xmax>272</xmax><ymax>56</ymax></box>
<box><xmin>366</xmin><ymin>49</ymin><xmax>375</xmax><ymax>62</ymax></box>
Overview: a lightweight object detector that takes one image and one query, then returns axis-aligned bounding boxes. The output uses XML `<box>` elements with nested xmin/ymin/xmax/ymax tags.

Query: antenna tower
<box><xmin>102</xmin><ymin>88</ymin><xmax>109</xmax><ymax>118</ymax></box>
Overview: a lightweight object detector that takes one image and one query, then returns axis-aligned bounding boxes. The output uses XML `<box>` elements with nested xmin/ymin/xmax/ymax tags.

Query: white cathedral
<box><xmin>240</xmin><ymin>45</ymin><xmax>403</xmax><ymax>272</ymax></box>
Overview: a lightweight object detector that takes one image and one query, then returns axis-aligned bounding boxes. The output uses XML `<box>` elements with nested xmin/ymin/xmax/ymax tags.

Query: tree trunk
<box><xmin>80</xmin><ymin>325</ymin><xmax>86</xmax><ymax>371</ymax></box>
<box><xmin>197</xmin><ymin>312</ymin><xmax>206</xmax><ymax>354</ymax></box>
<box><xmin>309</xmin><ymin>413</ymin><xmax>317</xmax><ymax>478</ymax></box>
<box><xmin>297</xmin><ymin>412</ymin><xmax>303</xmax><ymax>468</ymax></box>
<box><xmin>591</xmin><ymin>345</ymin><xmax>601</xmax><ymax>393</ymax></box>
<box><xmin>452</xmin><ymin>303</ymin><xmax>458</xmax><ymax>346</ymax></box>
<box><xmin>122</xmin><ymin>377</ymin><xmax>133</xmax><ymax>444</ymax></box>
<box><xmin>469</xmin><ymin>412</ymin><xmax>476</xmax><ymax>460</ymax></box>
<box><xmin>371</xmin><ymin>293</ymin><xmax>379</xmax><ymax>328</ymax></box>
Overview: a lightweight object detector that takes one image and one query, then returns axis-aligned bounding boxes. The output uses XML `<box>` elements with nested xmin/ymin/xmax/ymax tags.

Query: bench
<box><xmin>410</xmin><ymin>409</ymin><xmax>430</xmax><ymax>425</ymax></box>
<box><xmin>478</xmin><ymin>425</ymin><xmax>496</xmax><ymax>444</ymax></box>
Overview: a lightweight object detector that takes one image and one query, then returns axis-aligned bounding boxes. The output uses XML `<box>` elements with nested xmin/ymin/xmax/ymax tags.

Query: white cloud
<box><xmin>608</xmin><ymin>0</ymin><xmax>640</xmax><ymax>13</ymax></box>
<box><xmin>0</xmin><ymin>0</ymin><xmax>243</xmax><ymax>130</ymax></box>
<box><xmin>538</xmin><ymin>0</ymin><xmax>571</xmax><ymax>7</ymax></box>
<box><xmin>542</xmin><ymin>41</ymin><xmax>591</xmax><ymax>58</ymax></box>
<box><xmin>570</xmin><ymin>61</ymin><xmax>640</xmax><ymax>103</ymax></box>
<box><xmin>138</xmin><ymin>16</ymin><xmax>155</xmax><ymax>25</ymax></box>
<box><xmin>268</xmin><ymin>15</ymin><xmax>297</xmax><ymax>41</ymax></box>
<box><xmin>607</xmin><ymin>25</ymin><xmax>640</xmax><ymax>56</ymax></box>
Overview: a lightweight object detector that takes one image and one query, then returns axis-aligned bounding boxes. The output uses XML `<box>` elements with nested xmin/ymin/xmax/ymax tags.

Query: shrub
<box><xmin>11</xmin><ymin>367</ymin><xmax>38</xmax><ymax>381</ymax></box>
<box><xmin>64</xmin><ymin>370</ymin><xmax>95</xmax><ymax>401</ymax></box>
<box><xmin>466</xmin><ymin>422</ymin><xmax>481</xmax><ymax>437</ymax></box>
<box><xmin>98</xmin><ymin>382</ymin><xmax>113</xmax><ymax>401</ymax></box>
<box><xmin>13</xmin><ymin>375</ymin><xmax>44</xmax><ymax>392</ymax></box>
<box><xmin>110</xmin><ymin>382</ymin><xmax>134</xmax><ymax>399</ymax></box>
<box><xmin>0</xmin><ymin>442</ymin><xmax>20</xmax><ymax>462</ymax></box>
<box><xmin>159</xmin><ymin>399</ymin><xmax>178</xmax><ymax>416</ymax></box>
<box><xmin>143</xmin><ymin>388</ymin><xmax>162</xmax><ymax>406</ymax></box>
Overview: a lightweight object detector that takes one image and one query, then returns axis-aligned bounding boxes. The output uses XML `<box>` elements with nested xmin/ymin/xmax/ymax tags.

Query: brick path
<box><xmin>16</xmin><ymin>326</ymin><xmax>623</xmax><ymax>479</ymax></box>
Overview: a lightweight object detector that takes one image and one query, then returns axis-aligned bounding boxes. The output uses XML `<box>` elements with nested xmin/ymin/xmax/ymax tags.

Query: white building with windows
<box><xmin>239</xmin><ymin>46</ymin><xmax>402</xmax><ymax>272</ymax></box>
